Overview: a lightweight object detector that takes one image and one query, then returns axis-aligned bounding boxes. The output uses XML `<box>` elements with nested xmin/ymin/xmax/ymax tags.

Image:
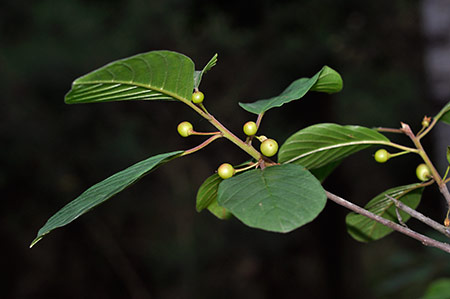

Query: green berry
<box><xmin>260</xmin><ymin>138</ymin><xmax>278</xmax><ymax>157</ymax></box>
<box><xmin>243</xmin><ymin>121</ymin><xmax>258</xmax><ymax>136</ymax></box>
<box><xmin>218</xmin><ymin>163</ymin><xmax>235</xmax><ymax>179</ymax></box>
<box><xmin>374</xmin><ymin>149</ymin><xmax>390</xmax><ymax>163</ymax></box>
<box><xmin>422</xmin><ymin>119</ymin><xmax>430</xmax><ymax>127</ymax></box>
<box><xmin>192</xmin><ymin>91</ymin><xmax>205</xmax><ymax>104</ymax></box>
<box><xmin>177</xmin><ymin>121</ymin><xmax>193</xmax><ymax>137</ymax></box>
<box><xmin>416</xmin><ymin>163</ymin><xmax>431</xmax><ymax>181</ymax></box>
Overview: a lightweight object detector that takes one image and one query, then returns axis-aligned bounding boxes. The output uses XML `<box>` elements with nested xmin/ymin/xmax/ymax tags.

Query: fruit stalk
<box><xmin>180</xmin><ymin>97</ymin><xmax>261</xmax><ymax>160</ymax></box>
<box><xmin>401</xmin><ymin>123</ymin><xmax>450</xmax><ymax>207</ymax></box>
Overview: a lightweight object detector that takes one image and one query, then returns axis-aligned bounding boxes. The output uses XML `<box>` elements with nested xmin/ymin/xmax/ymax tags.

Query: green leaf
<box><xmin>30</xmin><ymin>150</ymin><xmax>183</xmax><ymax>248</ymax></box>
<box><xmin>310</xmin><ymin>66</ymin><xmax>343</xmax><ymax>93</ymax></box>
<box><xmin>196</xmin><ymin>173</ymin><xmax>221</xmax><ymax>212</ymax></box>
<box><xmin>345</xmin><ymin>184</ymin><xmax>423</xmax><ymax>243</ymax></box>
<box><xmin>217</xmin><ymin>164</ymin><xmax>326</xmax><ymax>233</ymax></box>
<box><xmin>239</xmin><ymin>66</ymin><xmax>342</xmax><ymax>115</ymax></box>
<box><xmin>423</xmin><ymin>278</ymin><xmax>450</xmax><ymax>299</ymax></box>
<box><xmin>194</xmin><ymin>53</ymin><xmax>218</xmax><ymax>89</ymax></box>
<box><xmin>196</xmin><ymin>173</ymin><xmax>232</xmax><ymax>220</ymax></box>
<box><xmin>206</xmin><ymin>198</ymin><xmax>233</xmax><ymax>220</ymax></box>
<box><xmin>435</xmin><ymin>101</ymin><xmax>450</xmax><ymax>124</ymax></box>
<box><xmin>65</xmin><ymin>50</ymin><xmax>195</xmax><ymax>104</ymax></box>
<box><xmin>278</xmin><ymin>123</ymin><xmax>390</xmax><ymax>169</ymax></box>
<box><xmin>310</xmin><ymin>160</ymin><xmax>342</xmax><ymax>183</ymax></box>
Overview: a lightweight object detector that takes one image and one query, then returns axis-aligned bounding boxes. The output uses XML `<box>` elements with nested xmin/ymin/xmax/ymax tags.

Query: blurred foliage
<box><xmin>2</xmin><ymin>0</ymin><xmax>448</xmax><ymax>298</ymax></box>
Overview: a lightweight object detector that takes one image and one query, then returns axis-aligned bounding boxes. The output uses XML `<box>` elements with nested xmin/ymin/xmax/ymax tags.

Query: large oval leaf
<box><xmin>345</xmin><ymin>184</ymin><xmax>423</xmax><ymax>243</ymax></box>
<box><xmin>30</xmin><ymin>150</ymin><xmax>183</xmax><ymax>248</ymax></box>
<box><xmin>196</xmin><ymin>173</ymin><xmax>232</xmax><ymax>219</ymax></box>
<box><xmin>239</xmin><ymin>66</ymin><xmax>342</xmax><ymax>115</ymax></box>
<box><xmin>217</xmin><ymin>164</ymin><xmax>326</xmax><ymax>233</ymax></box>
<box><xmin>278</xmin><ymin>123</ymin><xmax>390</xmax><ymax>168</ymax></box>
<box><xmin>65</xmin><ymin>50</ymin><xmax>195</xmax><ymax>104</ymax></box>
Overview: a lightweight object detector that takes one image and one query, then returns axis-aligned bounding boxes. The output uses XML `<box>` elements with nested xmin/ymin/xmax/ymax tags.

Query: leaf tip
<box><xmin>311</xmin><ymin>65</ymin><xmax>343</xmax><ymax>94</ymax></box>
<box><xmin>29</xmin><ymin>236</ymin><xmax>43</xmax><ymax>249</ymax></box>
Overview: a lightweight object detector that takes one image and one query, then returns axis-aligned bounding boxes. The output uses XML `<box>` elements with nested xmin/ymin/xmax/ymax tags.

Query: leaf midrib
<box><xmin>72</xmin><ymin>79</ymin><xmax>188</xmax><ymax>102</ymax></box>
<box><xmin>282</xmin><ymin>140</ymin><xmax>391</xmax><ymax>164</ymax></box>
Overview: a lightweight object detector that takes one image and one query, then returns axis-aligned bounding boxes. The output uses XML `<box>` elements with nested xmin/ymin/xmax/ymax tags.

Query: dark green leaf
<box><xmin>217</xmin><ymin>164</ymin><xmax>326</xmax><ymax>233</ymax></box>
<box><xmin>346</xmin><ymin>184</ymin><xmax>423</xmax><ymax>242</ymax></box>
<box><xmin>194</xmin><ymin>53</ymin><xmax>218</xmax><ymax>89</ymax></box>
<box><xmin>65</xmin><ymin>50</ymin><xmax>194</xmax><ymax>104</ymax></box>
<box><xmin>206</xmin><ymin>198</ymin><xmax>233</xmax><ymax>220</ymax></box>
<box><xmin>30</xmin><ymin>150</ymin><xmax>183</xmax><ymax>248</ymax></box>
<box><xmin>196</xmin><ymin>173</ymin><xmax>222</xmax><ymax>212</ymax></box>
<box><xmin>423</xmin><ymin>278</ymin><xmax>450</xmax><ymax>299</ymax></box>
<box><xmin>435</xmin><ymin>101</ymin><xmax>450</xmax><ymax>124</ymax></box>
<box><xmin>196</xmin><ymin>173</ymin><xmax>232</xmax><ymax>219</ymax></box>
<box><xmin>310</xmin><ymin>160</ymin><xmax>342</xmax><ymax>183</ymax></box>
<box><xmin>310</xmin><ymin>66</ymin><xmax>343</xmax><ymax>93</ymax></box>
<box><xmin>239</xmin><ymin>66</ymin><xmax>343</xmax><ymax>115</ymax></box>
<box><xmin>278</xmin><ymin>123</ymin><xmax>390</xmax><ymax>169</ymax></box>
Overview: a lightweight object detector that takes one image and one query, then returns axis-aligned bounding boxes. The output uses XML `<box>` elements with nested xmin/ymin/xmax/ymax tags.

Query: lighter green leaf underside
<box><xmin>278</xmin><ymin>123</ymin><xmax>390</xmax><ymax>169</ymax></box>
<box><xmin>345</xmin><ymin>184</ymin><xmax>423</xmax><ymax>242</ymax></box>
<box><xmin>196</xmin><ymin>173</ymin><xmax>222</xmax><ymax>212</ymax></box>
<box><xmin>217</xmin><ymin>164</ymin><xmax>326</xmax><ymax>233</ymax></box>
<box><xmin>196</xmin><ymin>173</ymin><xmax>232</xmax><ymax>219</ymax></box>
<box><xmin>30</xmin><ymin>150</ymin><xmax>183</xmax><ymax>248</ymax></box>
<box><xmin>65</xmin><ymin>50</ymin><xmax>195</xmax><ymax>104</ymax></box>
<box><xmin>238</xmin><ymin>66</ymin><xmax>342</xmax><ymax>115</ymax></box>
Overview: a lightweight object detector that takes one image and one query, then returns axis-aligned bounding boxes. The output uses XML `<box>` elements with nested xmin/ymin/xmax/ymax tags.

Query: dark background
<box><xmin>2</xmin><ymin>0</ymin><xmax>450</xmax><ymax>298</ymax></box>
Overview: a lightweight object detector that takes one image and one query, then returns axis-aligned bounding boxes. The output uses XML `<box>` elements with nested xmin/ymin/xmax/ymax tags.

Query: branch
<box><xmin>325</xmin><ymin>190</ymin><xmax>450</xmax><ymax>254</ymax></box>
<box><xmin>385</xmin><ymin>194</ymin><xmax>450</xmax><ymax>238</ymax></box>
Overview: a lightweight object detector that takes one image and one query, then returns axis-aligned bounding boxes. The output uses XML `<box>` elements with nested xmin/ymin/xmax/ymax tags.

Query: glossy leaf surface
<box><xmin>65</xmin><ymin>50</ymin><xmax>194</xmax><ymax>104</ymax></box>
<box><xmin>196</xmin><ymin>173</ymin><xmax>222</xmax><ymax>212</ymax></box>
<box><xmin>196</xmin><ymin>173</ymin><xmax>231</xmax><ymax>219</ymax></box>
<box><xmin>278</xmin><ymin>123</ymin><xmax>390</xmax><ymax>169</ymax></box>
<box><xmin>346</xmin><ymin>184</ymin><xmax>423</xmax><ymax>242</ymax></box>
<box><xmin>31</xmin><ymin>150</ymin><xmax>183</xmax><ymax>247</ymax></box>
<box><xmin>239</xmin><ymin>66</ymin><xmax>342</xmax><ymax>115</ymax></box>
<box><xmin>310</xmin><ymin>160</ymin><xmax>342</xmax><ymax>183</ymax></box>
<box><xmin>217</xmin><ymin>164</ymin><xmax>326</xmax><ymax>233</ymax></box>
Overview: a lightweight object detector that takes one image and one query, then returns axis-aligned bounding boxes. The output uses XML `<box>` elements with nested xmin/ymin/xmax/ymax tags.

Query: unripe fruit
<box><xmin>416</xmin><ymin>163</ymin><xmax>432</xmax><ymax>181</ymax></box>
<box><xmin>243</xmin><ymin>121</ymin><xmax>258</xmax><ymax>136</ymax></box>
<box><xmin>374</xmin><ymin>149</ymin><xmax>390</xmax><ymax>163</ymax></box>
<box><xmin>192</xmin><ymin>91</ymin><xmax>205</xmax><ymax>104</ymax></box>
<box><xmin>177</xmin><ymin>121</ymin><xmax>193</xmax><ymax>137</ymax></box>
<box><xmin>218</xmin><ymin>163</ymin><xmax>235</xmax><ymax>179</ymax></box>
<box><xmin>422</xmin><ymin>119</ymin><xmax>430</xmax><ymax>127</ymax></box>
<box><xmin>260</xmin><ymin>138</ymin><xmax>278</xmax><ymax>157</ymax></box>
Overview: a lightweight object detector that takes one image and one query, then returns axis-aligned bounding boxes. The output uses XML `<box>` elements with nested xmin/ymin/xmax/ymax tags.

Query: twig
<box><xmin>376</xmin><ymin>127</ymin><xmax>404</xmax><ymax>134</ymax></box>
<box><xmin>394</xmin><ymin>205</ymin><xmax>406</xmax><ymax>227</ymax></box>
<box><xmin>385</xmin><ymin>194</ymin><xmax>450</xmax><ymax>238</ymax></box>
<box><xmin>326</xmin><ymin>190</ymin><xmax>450</xmax><ymax>254</ymax></box>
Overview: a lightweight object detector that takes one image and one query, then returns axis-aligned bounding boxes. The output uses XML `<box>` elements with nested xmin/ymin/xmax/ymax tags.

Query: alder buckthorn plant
<box><xmin>30</xmin><ymin>50</ymin><xmax>450</xmax><ymax>256</ymax></box>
